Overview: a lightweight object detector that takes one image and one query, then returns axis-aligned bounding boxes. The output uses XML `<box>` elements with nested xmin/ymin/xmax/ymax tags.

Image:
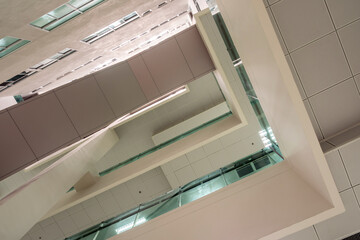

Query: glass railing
<box><xmin>66</xmin><ymin>147</ymin><xmax>282</xmax><ymax>240</ymax></box>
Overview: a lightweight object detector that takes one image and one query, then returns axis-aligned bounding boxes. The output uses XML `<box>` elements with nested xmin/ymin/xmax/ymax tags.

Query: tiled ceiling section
<box><xmin>279</xmin><ymin>138</ymin><xmax>360</xmax><ymax>240</ymax></box>
<box><xmin>264</xmin><ymin>0</ymin><xmax>360</xmax><ymax>239</ymax></box>
<box><xmin>267</xmin><ymin>0</ymin><xmax>360</xmax><ymax>140</ymax></box>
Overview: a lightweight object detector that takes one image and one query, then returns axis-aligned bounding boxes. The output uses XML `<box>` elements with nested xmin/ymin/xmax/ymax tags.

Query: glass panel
<box><xmin>68</xmin><ymin>0</ymin><xmax>92</xmax><ymax>8</ymax></box>
<box><xmin>0</xmin><ymin>36</ymin><xmax>19</xmax><ymax>47</ymax></box>
<box><xmin>30</xmin><ymin>14</ymin><xmax>56</xmax><ymax>28</ymax></box>
<box><xmin>48</xmin><ymin>4</ymin><xmax>74</xmax><ymax>18</ymax></box>
<box><xmin>79</xmin><ymin>0</ymin><xmax>104</xmax><ymax>12</ymax></box>
<box><xmin>180</xmin><ymin>176</ymin><xmax>226</xmax><ymax>206</ymax></box>
<box><xmin>135</xmin><ymin>195</ymin><xmax>180</xmax><ymax>225</ymax></box>
<box><xmin>0</xmin><ymin>40</ymin><xmax>30</xmax><ymax>58</ymax></box>
<box><xmin>0</xmin><ymin>47</ymin><xmax>4</xmax><ymax>51</ymax></box>
<box><xmin>96</xmin><ymin>214</ymin><xmax>137</xmax><ymax>239</ymax></box>
<box><xmin>44</xmin><ymin>11</ymin><xmax>81</xmax><ymax>31</ymax></box>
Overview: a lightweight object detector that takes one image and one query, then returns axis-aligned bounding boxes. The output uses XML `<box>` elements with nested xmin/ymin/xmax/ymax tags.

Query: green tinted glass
<box><xmin>44</xmin><ymin>11</ymin><xmax>80</xmax><ymax>31</ymax></box>
<box><xmin>30</xmin><ymin>14</ymin><xmax>56</xmax><ymax>28</ymax></box>
<box><xmin>0</xmin><ymin>40</ymin><xmax>30</xmax><ymax>58</ymax></box>
<box><xmin>48</xmin><ymin>4</ymin><xmax>73</xmax><ymax>18</ymax></box>
<box><xmin>0</xmin><ymin>36</ymin><xmax>19</xmax><ymax>47</ymax></box>
<box><xmin>68</xmin><ymin>0</ymin><xmax>92</xmax><ymax>8</ymax></box>
<box><xmin>79</xmin><ymin>0</ymin><xmax>104</xmax><ymax>12</ymax></box>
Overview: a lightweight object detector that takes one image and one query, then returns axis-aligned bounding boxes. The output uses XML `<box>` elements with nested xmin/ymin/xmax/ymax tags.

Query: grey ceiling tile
<box><xmin>278</xmin><ymin>227</ymin><xmax>318</xmax><ymax>240</ymax></box>
<box><xmin>309</xmin><ymin>79</ymin><xmax>360</xmax><ymax>138</ymax></box>
<box><xmin>285</xmin><ymin>55</ymin><xmax>306</xmax><ymax>99</ymax></box>
<box><xmin>355</xmin><ymin>74</ymin><xmax>360</xmax><ymax>93</ymax></box>
<box><xmin>325</xmin><ymin>0</ymin><xmax>360</xmax><ymax>29</ymax></box>
<box><xmin>325</xmin><ymin>150</ymin><xmax>351</xmax><ymax>192</ymax></box>
<box><xmin>268</xmin><ymin>0</ymin><xmax>280</xmax><ymax>5</ymax></box>
<box><xmin>267</xmin><ymin>7</ymin><xmax>288</xmax><ymax>55</ymax></box>
<box><xmin>0</xmin><ymin>111</ymin><xmax>36</xmax><ymax>180</ymax></box>
<box><xmin>55</xmin><ymin>75</ymin><xmax>116</xmax><ymax>137</ymax></box>
<box><xmin>9</xmin><ymin>92</ymin><xmax>79</xmax><ymax>158</ymax></box>
<box><xmin>271</xmin><ymin>0</ymin><xmax>334</xmax><ymax>51</ymax></box>
<box><xmin>291</xmin><ymin>33</ymin><xmax>351</xmax><ymax>97</ymax></box>
<box><xmin>338</xmin><ymin>20</ymin><xmax>360</xmax><ymax>75</ymax></box>
<box><xmin>315</xmin><ymin>189</ymin><xmax>360</xmax><ymax>240</ymax></box>
<box><xmin>303</xmin><ymin>100</ymin><xmax>323</xmax><ymax>140</ymax></box>
<box><xmin>339</xmin><ymin>138</ymin><xmax>360</xmax><ymax>186</ymax></box>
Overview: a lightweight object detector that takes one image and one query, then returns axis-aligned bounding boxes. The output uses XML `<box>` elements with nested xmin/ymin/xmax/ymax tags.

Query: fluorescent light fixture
<box><xmin>0</xmin><ymin>48</ymin><xmax>76</xmax><ymax>93</ymax></box>
<box><xmin>82</xmin><ymin>11</ymin><xmax>139</xmax><ymax>44</ymax></box>
<box><xmin>30</xmin><ymin>0</ymin><xmax>106</xmax><ymax>31</ymax></box>
<box><xmin>259</xmin><ymin>127</ymin><xmax>277</xmax><ymax>148</ymax></box>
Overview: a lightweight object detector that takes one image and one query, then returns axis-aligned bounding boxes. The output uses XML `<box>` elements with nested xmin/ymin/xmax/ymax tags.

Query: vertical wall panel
<box><xmin>176</xmin><ymin>26</ymin><xmax>215</xmax><ymax>78</ymax></box>
<box><xmin>128</xmin><ymin>56</ymin><xmax>160</xmax><ymax>101</ymax></box>
<box><xmin>94</xmin><ymin>62</ymin><xmax>148</xmax><ymax>117</ymax></box>
<box><xmin>9</xmin><ymin>92</ymin><xmax>79</xmax><ymax>158</ymax></box>
<box><xmin>0</xmin><ymin>111</ymin><xmax>37</xmax><ymax>180</ymax></box>
<box><xmin>141</xmin><ymin>38</ymin><xmax>194</xmax><ymax>94</ymax></box>
<box><xmin>55</xmin><ymin>75</ymin><xmax>116</xmax><ymax>137</ymax></box>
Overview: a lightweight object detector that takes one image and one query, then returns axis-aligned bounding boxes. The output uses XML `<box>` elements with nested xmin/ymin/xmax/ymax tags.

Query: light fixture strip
<box><xmin>81</xmin><ymin>11</ymin><xmax>140</xmax><ymax>44</ymax></box>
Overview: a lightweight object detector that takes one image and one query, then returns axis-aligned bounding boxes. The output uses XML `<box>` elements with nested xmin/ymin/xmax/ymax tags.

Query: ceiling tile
<box><xmin>315</xmin><ymin>189</ymin><xmax>360</xmax><ymax>240</ymax></box>
<box><xmin>338</xmin><ymin>20</ymin><xmax>360</xmax><ymax>75</ymax></box>
<box><xmin>203</xmin><ymin>139</ymin><xmax>223</xmax><ymax>155</ymax></box>
<box><xmin>170</xmin><ymin>155</ymin><xmax>189</xmax><ymax>171</ymax></box>
<box><xmin>42</xmin><ymin>222</ymin><xmax>64</xmax><ymax>240</ymax></box>
<box><xmin>355</xmin><ymin>74</ymin><xmax>360</xmax><ymax>92</ymax></box>
<box><xmin>339</xmin><ymin>138</ymin><xmax>360</xmax><ymax>186</ymax></box>
<box><xmin>303</xmin><ymin>100</ymin><xmax>323</xmax><ymax>140</ymax></box>
<box><xmin>266</xmin><ymin>7</ymin><xmax>288</xmax><ymax>55</ymax></box>
<box><xmin>111</xmin><ymin>184</ymin><xmax>137</xmax><ymax>211</ymax></box>
<box><xmin>325</xmin><ymin>150</ymin><xmax>351</xmax><ymax>192</ymax></box>
<box><xmin>83</xmin><ymin>203</ymin><xmax>106</xmax><ymax>223</ymax></box>
<box><xmin>55</xmin><ymin>75</ymin><xmax>115</xmax><ymax>137</ymax></box>
<box><xmin>186</xmin><ymin>147</ymin><xmax>207</xmax><ymax>163</ymax></box>
<box><xmin>56</xmin><ymin>215</ymin><xmax>78</xmax><ymax>235</ymax></box>
<box><xmin>291</xmin><ymin>33</ymin><xmax>351</xmax><ymax>97</ymax></box>
<box><xmin>271</xmin><ymin>0</ymin><xmax>334</xmax><ymax>51</ymax></box>
<box><xmin>164</xmin><ymin>172</ymin><xmax>180</xmax><ymax>189</ymax></box>
<box><xmin>191</xmin><ymin>157</ymin><xmax>214</xmax><ymax>178</ymax></box>
<box><xmin>175</xmin><ymin>165</ymin><xmax>196</xmax><ymax>186</ymax></box>
<box><xmin>279</xmin><ymin>226</ymin><xmax>318</xmax><ymax>240</ymax></box>
<box><xmin>70</xmin><ymin>210</ymin><xmax>92</xmax><ymax>229</ymax></box>
<box><xmin>268</xmin><ymin>0</ymin><xmax>280</xmax><ymax>5</ymax></box>
<box><xmin>285</xmin><ymin>55</ymin><xmax>306</xmax><ymax>99</ymax></box>
<box><xmin>309</xmin><ymin>79</ymin><xmax>360</xmax><ymax>138</ymax></box>
<box><xmin>8</xmin><ymin>92</ymin><xmax>79</xmax><ymax>158</ymax></box>
<box><xmin>325</xmin><ymin>0</ymin><xmax>360</xmax><ymax>29</ymax></box>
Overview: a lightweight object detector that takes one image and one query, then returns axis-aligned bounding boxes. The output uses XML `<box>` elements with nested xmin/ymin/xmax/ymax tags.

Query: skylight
<box><xmin>0</xmin><ymin>36</ymin><xmax>30</xmax><ymax>58</ymax></box>
<box><xmin>82</xmin><ymin>11</ymin><xmax>140</xmax><ymax>44</ymax></box>
<box><xmin>30</xmin><ymin>0</ymin><xmax>106</xmax><ymax>31</ymax></box>
<box><xmin>0</xmin><ymin>48</ymin><xmax>76</xmax><ymax>92</ymax></box>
